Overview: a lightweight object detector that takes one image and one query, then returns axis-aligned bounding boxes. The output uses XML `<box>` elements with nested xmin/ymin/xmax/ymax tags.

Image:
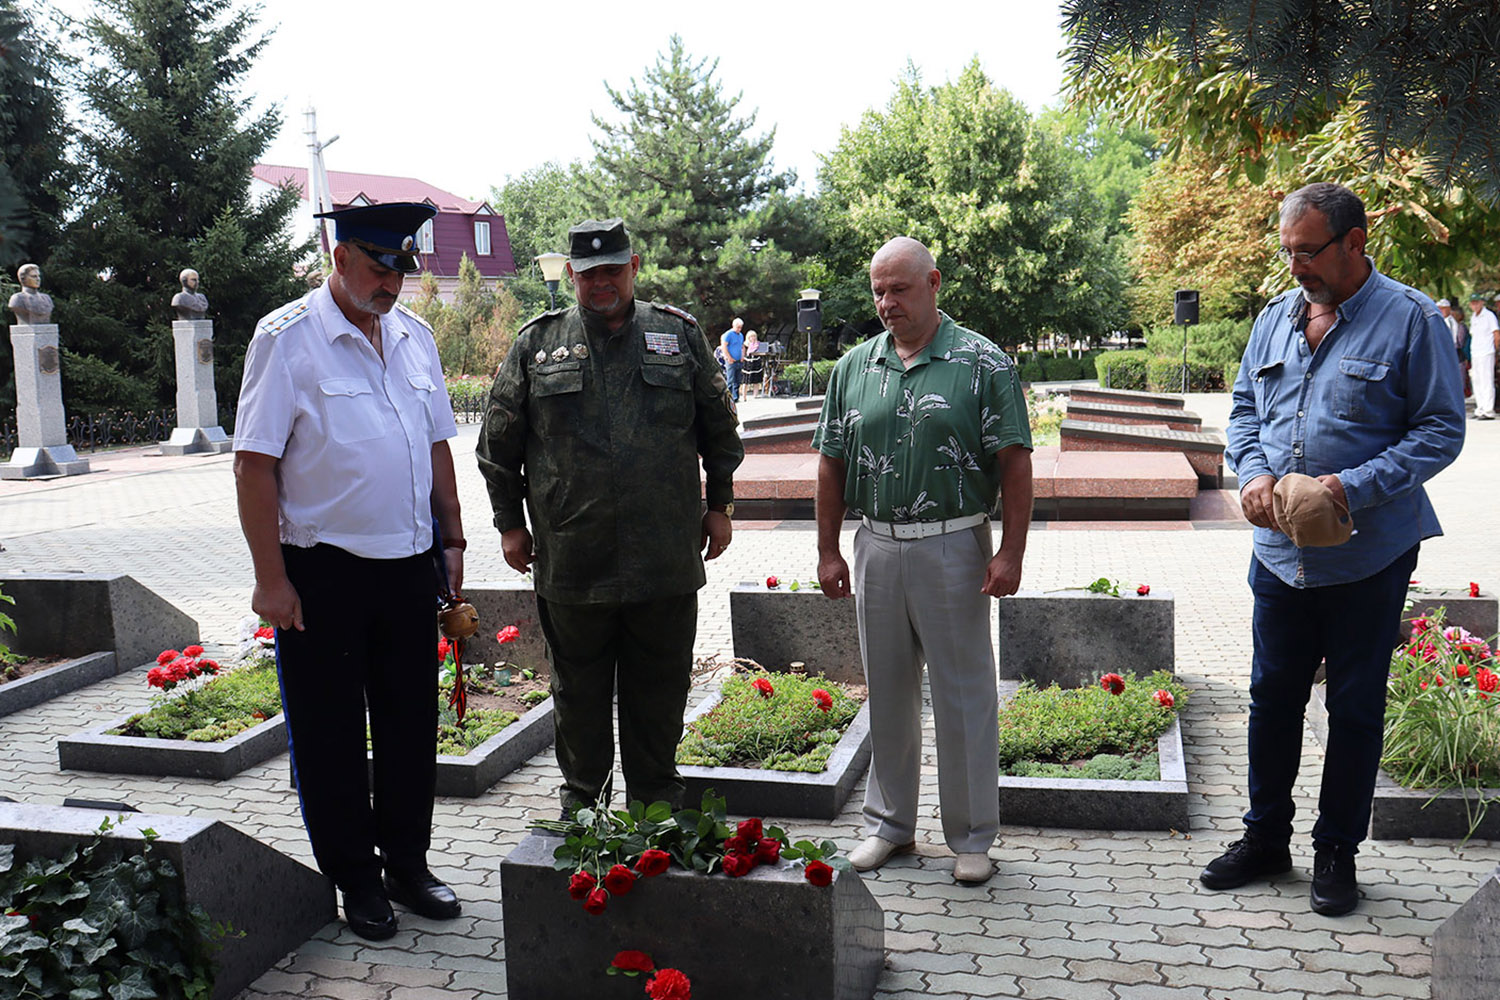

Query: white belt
<box><xmin>861</xmin><ymin>512</ymin><xmax>987</xmax><ymax>540</ymax></box>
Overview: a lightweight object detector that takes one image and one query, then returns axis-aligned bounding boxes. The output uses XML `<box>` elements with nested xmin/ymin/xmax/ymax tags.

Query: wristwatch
<box><xmin>707</xmin><ymin>503</ymin><xmax>734</xmax><ymax>517</ymax></box>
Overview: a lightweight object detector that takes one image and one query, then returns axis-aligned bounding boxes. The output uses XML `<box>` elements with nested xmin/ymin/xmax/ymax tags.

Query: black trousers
<box><xmin>276</xmin><ymin>544</ymin><xmax>438</xmax><ymax>890</ymax></box>
<box><xmin>536</xmin><ymin>593</ymin><xmax>697</xmax><ymax>811</ymax></box>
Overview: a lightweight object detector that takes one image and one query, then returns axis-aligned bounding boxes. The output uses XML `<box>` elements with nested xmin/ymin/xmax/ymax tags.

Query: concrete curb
<box><xmin>0</xmin><ymin>651</ymin><xmax>116</xmax><ymax>718</ymax></box>
<box><xmin>58</xmin><ymin>711</ymin><xmax>287</xmax><ymax>780</ymax></box>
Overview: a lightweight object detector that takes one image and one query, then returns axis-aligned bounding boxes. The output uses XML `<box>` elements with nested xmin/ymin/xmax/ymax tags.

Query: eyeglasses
<box><xmin>1276</xmin><ymin>232</ymin><xmax>1345</xmax><ymax>265</ymax></box>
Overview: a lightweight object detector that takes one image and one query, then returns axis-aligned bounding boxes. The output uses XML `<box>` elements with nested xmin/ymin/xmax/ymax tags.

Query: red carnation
<box><xmin>1477</xmin><ymin>668</ymin><xmax>1498</xmax><ymax>693</ymax></box>
<box><xmin>156</xmin><ymin>649</ymin><xmax>179</xmax><ymax>666</ymax></box>
<box><xmin>603</xmin><ymin>864</ymin><xmax>637</xmax><ymax>896</ymax></box>
<box><xmin>147</xmin><ymin>666</ymin><xmax>167</xmax><ymax>689</ymax></box>
<box><xmin>612</xmin><ymin>950</ymin><xmax>655</xmax><ymax>973</ymax></box>
<box><xmin>497</xmin><ymin>624</ymin><xmax>521</xmax><ymax>644</ymax></box>
<box><xmin>1471</xmin><ymin>582</ymin><xmax>1482</xmax><ymax>598</ymax></box>
<box><xmin>721</xmin><ymin>852</ymin><xmax>754</xmax><ymax>878</ymax></box>
<box><xmin>1099</xmin><ymin>673</ymin><xmax>1125</xmax><ymax>695</ymax></box>
<box><xmin>183</xmin><ymin>644</ymin><xmax>204</xmax><ymax>657</ymax></box>
<box><xmin>755</xmin><ymin>837</ymin><xmax>781</xmax><ymax>865</ymax></box>
<box><xmin>812</xmin><ymin>688</ymin><xmax>833</xmax><ymax>712</ymax></box>
<box><xmin>437</xmin><ymin>637</ymin><xmax>450</xmax><ymax>661</ymax></box>
<box><xmin>635</xmin><ymin>849</ymin><xmax>671</xmax><ymax>877</ymax></box>
<box><xmin>752</xmin><ymin>677</ymin><xmax>774</xmax><ymax>698</ymax></box>
<box><xmin>583</xmin><ymin>887</ymin><xmax>609</xmax><ymax>915</ymax></box>
<box><xmin>646</xmin><ymin>968</ymin><xmax>692</xmax><ymax>1000</ymax></box>
<box><xmin>804</xmin><ymin>859</ymin><xmax>834</xmax><ymax>886</ymax></box>
<box><xmin>567</xmin><ymin>871</ymin><xmax>596</xmax><ymax>900</ymax></box>
<box><xmin>1457</xmin><ymin>663</ymin><xmax>1472</xmax><ymax>679</ymax></box>
<box><xmin>737</xmin><ymin>817</ymin><xmax>763</xmax><ymax>842</ymax></box>
<box><xmin>766</xmin><ymin>575</ymin><xmax>779</xmax><ymax>589</ymax></box>
<box><xmin>1412</xmin><ymin>617</ymin><xmax>1430</xmax><ymax>635</ymax></box>
<box><xmin>254</xmin><ymin>625</ymin><xmax>275</xmax><ymax>641</ymax></box>
<box><xmin>1136</xmin><ymin>584</ymin><xmax>1150</xmax><ymax>596</ymax></box>
<box><xmin>1153</xmin><ymin>689</ymin><xmax>1175</xmax><ymax>708</ymax></box>
<box><xmin>199</xmin><ymin>658</ymin><xmax>219</xmax><ymax>675</ymax></box>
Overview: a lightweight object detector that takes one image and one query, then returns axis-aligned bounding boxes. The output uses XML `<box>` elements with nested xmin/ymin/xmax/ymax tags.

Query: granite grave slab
<box><xmin>0</xmin><ymin>651</ymin><xmax>116</xmax><ymax>719</ymax></box>
<box><xmin>729</xmin><ymin>582</ymin><xmax>863</xmax><ymax>684</ymax></box>
<box><xmin>59</xmin><ymin>712</ymin><xmax>288</xmax><ymax>780</ymax></box>
<box><xmin>1433</xmin><ymin>864</ymin><xmax>1500</xmax><ymax>1000</ymax></box>
<box><xmin>997</xmin><ymin>588</ymin><xmax>1174</xmax><ymax>688</ymax></box>
<box><xmin>0</xmin><ymin>572</ymin><xmax>198</xmax><ymax>671</ymax></box>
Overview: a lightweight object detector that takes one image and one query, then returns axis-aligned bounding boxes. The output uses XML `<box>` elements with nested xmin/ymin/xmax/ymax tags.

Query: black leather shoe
<box><xmin>341</xmin><ymin>885</ymin><xmax>397</xmax><ymax>940</ymax></box>
<box><xmin>1310</xmin><ymin>846</ymin><xmax>1359</xmax><ymax>916</ymax></box>
<box><xmin>384</xmin><ymin>868</ymin><xmax>462</xmax><ymax>920</ymax></box>
<box><xmin>1200</xmin><ymin>831</ymin><xmax>1293</xmax><ymax>890</ymax></box>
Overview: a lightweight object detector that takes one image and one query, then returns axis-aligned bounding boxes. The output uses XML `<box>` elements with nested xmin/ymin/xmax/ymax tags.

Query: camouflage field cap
<box><xmin>568</xmin><ymin>219</ymin><xmax>633</xmax><ymax>271</ymax></box>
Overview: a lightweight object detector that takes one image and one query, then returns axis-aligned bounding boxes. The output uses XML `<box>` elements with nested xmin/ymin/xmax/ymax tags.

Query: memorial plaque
<box><xmin>37</xmin><ymin>344</ymin><xmax>59</xmax><ymax>374</ymax></box>
<box><xmin>196</xmin><ymin>338</ymin><xmax>214</xmax><ymax>365</ymax></box>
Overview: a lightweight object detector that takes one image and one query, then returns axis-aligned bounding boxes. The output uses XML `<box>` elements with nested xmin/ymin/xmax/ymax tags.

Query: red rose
<box><xmin>766</xmin><ymin>575</ymin><xmax>779</xmax><ymax>589</ymax></box>
<box><xmin>755</xmin><ymin>837</ymin><xmax>781</xmax><ymax>865</ymax></box>
<box><xmin>583</xmin><ymin>887</ymin><xmax>609</xmax><ymax>914</ymax></box>
<box><xmin>737</xmin><ymin>817</ymin><xmax>763</xmax><ymax>842</ymax></box>
<box><xmin>1099</xmin><ymin>673</ymin><xmax>1125</xmax><ymax>695</ymax></box>
<box><xmin>567</xmin><ymin>871</ymin><xmax>596</xmax><ymax>900</ymax></box>
<box><xmin>812</xmin><ymin>688</ymin><xmax>833</xmax><ymax>712</ymax></box>
<box><xmin>612</xmin><ymin>950</ymin><xmax>655</xmax><ymax>973</ymax></box>
<box><xmin>603</xmin><ymin>863</ymin><xmax>637</xmax><ymax>896</ymax></box>
<box><xmin>1153</xmin><ymin>689</ymin><xmax>1174</xmax><ymax>708</ymax></box>
<box><xmin>635</xmin><ymin>849</ymin><xmax>671</xmax><ymax>877</ymax></box>
<box><xmin>497</xmin><ymin>624</ymin><xmax>521</xmax><ymax>644</ymax></box>
<box><xmin>721</xmin><ymin>852</ymin><xmax>754</xmax><ymax>878</ymax></box>
<box><xmin>752</xmin><ymin>677</ymin><xmax>774</xmax><ymax>698</ymax></box>
<box><xmin>156</xmin><ymin>649</ymin><xmax>179</xmax><ymax>666</ymax></box>
<box><xmin>1136</xmin><ymin>584</ymin><xmax>1150</xmax><ymax>596</ymax></box>
<box><xmin>1457</xmin><ymin>663</ymin><xmax>1472</xmax><ymax>679</ymax></box>
<box><xmin>1477</xmin><ymin>668</ymin><xmax>1498</xmax><ymax>693</ymax></box>
<box><xmin>723</xmin><ymin>834</ymin><xmax>751</xmax><ymax>855</ymax></box>
<box><xmin>183</xmin><ymin>644</ymin><xmax>204</xmax><ymax>657</ymax></box>
<box><xmin>646</xmin><ymin>968</ymin><xmax>692</xmax><ymax>1000</ymax></box>
<box><xmin>804</xmin><ymin>859</ymin><xmax>834</xmax><ymax>886</ymax></box>
<box><xmin>1471</xmin><ymin>582</ymin><xmax>1482</xmax><ymax>598</ymax></box>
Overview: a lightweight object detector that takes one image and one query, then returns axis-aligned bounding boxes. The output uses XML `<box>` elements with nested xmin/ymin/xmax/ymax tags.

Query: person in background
<box><xmin>1469</xmin><ymin>292</ymin><xmax>1497</xmax><ymax>420</ymax></box>
<box><xmin>740</xmin><ymin>330</ymin><xmax>766</xmax><ymax>399</ymax></box>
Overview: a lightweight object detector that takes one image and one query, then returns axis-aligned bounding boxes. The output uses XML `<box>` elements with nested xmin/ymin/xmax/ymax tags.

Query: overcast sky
<box><xmin>49</xmin><ymin>0</ymin><xmax>1071</xmax><ymax>203</ymax></box>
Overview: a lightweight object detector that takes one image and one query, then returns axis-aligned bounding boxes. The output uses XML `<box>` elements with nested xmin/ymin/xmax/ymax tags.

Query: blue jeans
<box><xmin>1244</xmin><ymin>546</ymin><xmax>1418</xmax><ymax>853</ymax></box>
<box><xmin>724</xmin><ymin>360</ymin><xmax>742</xmax><ymax>401</ymax></box>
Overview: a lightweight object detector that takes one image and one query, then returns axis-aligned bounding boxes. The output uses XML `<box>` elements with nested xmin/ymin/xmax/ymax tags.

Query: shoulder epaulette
<box><xmin>395</xmin><ymin>302</ymin><xmax>434</xmax><ymax>332</ymax></box>
<box><xmin>1266</xmin><ymin>289</ymin><xmax>1295</xmax><ymax>307</ymax></box>
<box><xmin>1400</xmin><ymin>286</ymin><xmax>1439</xmax><ymax>316</ymax></box>
<box><xmin>261</xmin><ymin>299</ymin><xmax>312</xmax><ymax>336</ymax></box>
<box><xmin>658</xmin><ymin>302</ymin><xmax>699</xmax><ymax>326</ymax></box>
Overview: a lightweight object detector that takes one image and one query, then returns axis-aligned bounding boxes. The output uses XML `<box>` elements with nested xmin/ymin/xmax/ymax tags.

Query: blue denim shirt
<box><xmin>1226</xmin><ymin>261</ymin><xmax>1465</xmax><ymax>588</ymax></box>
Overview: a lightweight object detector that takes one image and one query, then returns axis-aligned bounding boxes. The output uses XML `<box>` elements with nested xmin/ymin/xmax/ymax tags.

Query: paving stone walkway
<box><xmin>2</xmin><ymin>393</ymin><xmax>1499</xmax><ymax>999</ymax></box>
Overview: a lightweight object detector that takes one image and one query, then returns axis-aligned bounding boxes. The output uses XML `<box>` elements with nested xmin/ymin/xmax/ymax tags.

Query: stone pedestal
<box><xmin>159</xmin><ymin>319</ymin><xmax>231</xmax><ymax>455</ymax></box>
<box><xmin>1</xmin><ymin>324</ymin><xmax>90</xmax><ymax>478</ymax></box>
<box><xmin>501</xmin><ymin>833</ymin><xmax>884</xmax><ymax>1000</ymax></box>
<box><xmin>1433</xmin><ymin>865</ymin><xmax>1500</xmax><ymax>999</ymax></box>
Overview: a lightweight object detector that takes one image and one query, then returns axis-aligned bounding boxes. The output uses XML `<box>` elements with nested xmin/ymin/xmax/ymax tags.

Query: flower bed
<box><xmin>677</xmin><ymin>671</ymin><xmax>871</xmax><ymax>820</ymax></box>
<box><xmin>996</xmin><ymin>670</ymin><xmax>1191</xmax><ymax>831</ymax></box>
<box><xmin>0</xmin><ymin>651</ymin><xmax>117</xmax><ymax>719</ymax></box>
<box><xmin>1306</xmin><ymin>613</ymin><xmax>1500</xmax><ymax>840</ymax></box>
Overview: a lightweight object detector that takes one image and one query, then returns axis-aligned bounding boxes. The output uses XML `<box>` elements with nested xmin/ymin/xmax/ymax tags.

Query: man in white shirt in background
<box><xmin>1468</xmin><ymin>292</ymin><xmax>1498</xmax><ymax>420</ymax></box>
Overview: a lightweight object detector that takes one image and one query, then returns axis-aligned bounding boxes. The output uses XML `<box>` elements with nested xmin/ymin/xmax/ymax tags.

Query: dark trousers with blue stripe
<box><xmin>276</xmin><ymin>544</ymin><xmax>438</xmax><ymax>891</ymax></box>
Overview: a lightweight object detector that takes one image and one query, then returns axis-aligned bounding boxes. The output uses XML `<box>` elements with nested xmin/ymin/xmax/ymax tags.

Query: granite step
<box><xmin>1065</xmin><ymin>399</ymin><xmax>1202</xmax><ymax>431</ymax></box>
<box><xmin>1059</xmin><ymin>418</ymin><xmax>1225</xmax><ymax>488</ymax></box>
<box><xmin>1068</xmin><ymin>386</ymin><xmax>1186</xmax><ymax>409</ymax></box>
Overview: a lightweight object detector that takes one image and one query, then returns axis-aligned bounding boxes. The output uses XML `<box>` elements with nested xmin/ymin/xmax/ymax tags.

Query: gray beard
<box><xmin>1300</xmin><ymin>285</ymin><xmax>1334</xmax><ymax>306</ymax></box>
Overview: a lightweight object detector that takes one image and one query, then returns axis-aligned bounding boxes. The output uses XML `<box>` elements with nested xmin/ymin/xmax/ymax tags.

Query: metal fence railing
<box><xmin>0</xmin><ymin>409</ymin><xmax>187</xmax><ymax>454</ymax></box>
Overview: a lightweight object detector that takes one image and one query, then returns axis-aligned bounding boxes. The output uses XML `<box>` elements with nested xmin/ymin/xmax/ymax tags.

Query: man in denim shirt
<box><xmin>1202</xmin><ymin>183</ymin><xmax>1464</xmax><ymax>916</ymax></box>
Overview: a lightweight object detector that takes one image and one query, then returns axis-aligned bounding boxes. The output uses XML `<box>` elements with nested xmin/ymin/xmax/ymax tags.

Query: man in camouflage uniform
<box><xmin>477</xmin><ymin>219</ymin><xmax>744</xmax><ymax>813</ymax></box>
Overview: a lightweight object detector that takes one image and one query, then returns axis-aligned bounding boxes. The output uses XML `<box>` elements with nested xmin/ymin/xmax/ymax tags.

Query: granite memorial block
<box><xmin>59</xmin><ymin>711</ymin><xmax>288</xmax><ymax>780</ymax></box>
<box><xmin>1433</xmin><ymin>864</ymin><xmax>1500</xmax><ymax>1000</ymax></box>
<box><xmin>997</xmin><ymin>589</ymin><xmax>1175</xmax><ymax>688</ymax></box>
<box><xmin>0</xmin><ymin>651</ymin><xmax>117</xmax><ymax>719</ymax></box>
<box><xmin>1404</xmin><ymin>589</ymin><xmax>1498</xmax><ymax>642</ymax></box>
<box><xmin>729</xmin><ymin>582</ymin><xmax>863</xmax><ymax>684</ymax></box>
<box><xmin>0</xmin><ymin>572</ymin><xmax>198</xmax><ymax>670</ymax></box>
<box><xmin>502</xmin><ymin>832</ymin><xmax>884</xmax><ymax>1000</ymax></box>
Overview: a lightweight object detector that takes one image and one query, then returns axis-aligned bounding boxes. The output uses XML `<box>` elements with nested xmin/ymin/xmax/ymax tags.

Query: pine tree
<box><xmin>47</xmin><ymin>0</ymin><xmax>307</xmax><ymax>415</ymax></box>
<box><xmin>0</xmin><ymin>0</ymin><xmax>71</xmax><ymax>272</ymax></box>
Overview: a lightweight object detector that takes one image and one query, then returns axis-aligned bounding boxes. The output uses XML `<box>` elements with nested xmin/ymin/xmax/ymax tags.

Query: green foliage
<box><xmin>112</xmin><ymin>662</ymin><xmax>281</xmax><ymax>741</ymax></box>
<box><xmin>0</xmin><ymin>0</ymin><xmax>72</xmax><ymax>271</ymax></box>
<box><xmin>587</xmin><ymin>36</ymin><xmax>813</xmax><ymax>329</ymax></box>
<box><xmin>1005</xmin><ymin>752</ymin><xmax>1160</xmax><ymax>780</ymax></box>
<box><xmin>1381</xmin><ymin>610</ymin><xmax>1500</xmax><ymax>839</ymax></box>
<box><xmin>490</xmin><ymin>160</ymin><xmax>600</xmax><ymax>320</ymax></box>
<box><xmin>409</xmin><ymin>258</ymin><xmax>523</xmax><ymax>377</ymax></box>
<box><xmin>59</xmin><ymin>348</ymin><xmax>156</xmax><ymax>416</ymax></box>
<box><xmin>819</xmin><ymin>61</ymin><xmax>1126</xmax><ymax>352</ymax></box>
<box><xmin>1036</xmin><ymin>105</ymin><xmax>1160</xmax><ymax>240</ymax></box>
<box><xmin>0</xmin><ymin>584</ymin><xmax>15</xmax><ymax>662</ymax></box>
<box><xmin>1094</xmin><ymin>349</ymin><xmax>1149</xmax><ymax>389</ymax></box>
<box><xmin>0</xmin><ymin>819</ymin><xmax>230</xmax><ymax>999</ymax></box>
<box><xmin>997</xmin><ymin>669</ymin><xmax>1189</xmax><ymax>768</ymax></box>
<box><xmin>1143</xmin><ymin>317</ymin><xmax>1252</xmax><ymax>369</ymax></box>
<box><xmin>1144</xmin><ymin>357</ymin><xmax>1226</xmax><ymax>393</ymax></box>
<box><xmin>1017</xmin><ymin>358</ymin><xmax>1045</xmax><ymax>383</ymax></box>
<box><xmin>435</xmin><ymin>704</ymin><xmax>519</xmax><ymax>756</ymax></box>
<box><xmin>676</xmin><ymin>672</ymin><xmax>861</xmax><ymax>773</ymax></box>
<box><xmin>45</xmin><ymin>0</ymin><xmax>308</xmax><ymax>415</ymax></box>
<box><xmin>779</xmin><ymin>359</ymin><xmax>838</xmax><ymax>394</ymax></box>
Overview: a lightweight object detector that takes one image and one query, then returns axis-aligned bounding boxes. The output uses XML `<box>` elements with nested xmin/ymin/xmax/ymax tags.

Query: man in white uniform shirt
<box><xmin>234</xmin><ymin>202</ymin><xmax>465</xmax><ymax>940</ymax></box>
<box><xmin>1468</xmin><ymin>292</ymin><xmax>1498</xmax><ymax>420</ymax></box>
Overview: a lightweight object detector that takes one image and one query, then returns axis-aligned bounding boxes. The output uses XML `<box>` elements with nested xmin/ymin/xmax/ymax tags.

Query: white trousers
<box><xmin>1474</xmin><ymin>352</ymin><xmax>1496</xmax><ymax>417</ymax></box>
<box><xmin>852</xmin><ymin>522</ymin><xmax>999</xmax><ymax>853</ymax></box>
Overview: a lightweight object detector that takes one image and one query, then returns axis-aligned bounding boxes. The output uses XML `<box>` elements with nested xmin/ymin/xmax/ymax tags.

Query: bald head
<box><xmin>870</xmin><ymin>236</ymin><xmax>942</xmax><ymax>343</ymax></box>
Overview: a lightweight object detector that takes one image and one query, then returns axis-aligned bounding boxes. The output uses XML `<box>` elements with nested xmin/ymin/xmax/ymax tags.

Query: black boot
<box><xmin>1199</xmin><ymin>831</ymin><xmax>1293</xmax><ymax>890</ymax></box>
<box><xmin>1310</xmin><ymin>845</ymin><xmax>1359</xmax><ymax>916</ymax></box>
<box><xmin>341</xmin><ymin>883</ymin><xmax>398</xmax><ymax>940</ymax></box>
<box><xmin>384</xmin><ymin>867</ymin><xmax>462</xmax><ymax>920</ymax></box>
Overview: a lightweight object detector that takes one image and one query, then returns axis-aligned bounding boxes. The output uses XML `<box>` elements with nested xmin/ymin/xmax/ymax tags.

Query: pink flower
<box><xmin>812</xmin><ymin>688</ymin><xmax>833</xmax><ymax>712</ymax></box>
<box><xmin>751</xmin><ymin>678</ymin><xmax>774</xmax><ymax>698</ymax></box>
<box><xmin>1099</xmin><ymin>673</ymin><xmax>1125</xmax><ymax>695</ymax></box>
<box><xmin>497</xmin><ymin>625</ymin><xmax>520</xmax><ymax>644</ymax></box>
<box><xmin>1153</xmin><ymin>689</ymin><xmax>1174</xmax><ymax>708</ymax></box>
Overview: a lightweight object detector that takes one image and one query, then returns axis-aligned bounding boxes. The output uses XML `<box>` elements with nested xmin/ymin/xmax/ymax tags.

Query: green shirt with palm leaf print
<box><xmin>812</xmin><ymin>313</ymin><xmax>1031</xmax><ymax>522</ymax></box>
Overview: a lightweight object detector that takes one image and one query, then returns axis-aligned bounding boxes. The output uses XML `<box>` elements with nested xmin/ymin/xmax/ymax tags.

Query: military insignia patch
<box><xmin>644</xmin><ymin>331</ymin><xmax>680</xmax><ymax>355</ymax></box>
<box><xmin>551</xmin><ymin>346</ymin><xmax>570</xmax><ymax>362</ymax></box>
<box><xmin>572</xmin><ymin>343</ymin><xmax>589</xmax><ymax>359</ymax></box>
<box><xmin>534</xmin><ymin>350</ymin><xmax>547</xmax><ymax>364</ymax></box>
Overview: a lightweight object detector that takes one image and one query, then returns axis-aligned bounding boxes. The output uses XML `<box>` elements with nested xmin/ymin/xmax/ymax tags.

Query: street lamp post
<box><xmin>535</xmin><ymin>252</ymin><xmax>568</xmax><ymax>311</ymax></box>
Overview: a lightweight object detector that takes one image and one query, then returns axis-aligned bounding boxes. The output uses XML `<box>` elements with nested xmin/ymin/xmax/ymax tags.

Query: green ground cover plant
<box><xmin>676</xmin><ymin>671</ymin><xmax>862</xmax><ymax>772</ymax></box>
<box><xmin>0</xmin><ymin>818</ymin><xmax>231</xmax><ymax>1000</ymax></box>
<box><xmin>1381</xmin><ymin>609</ymin><xmax>1500</xmax><ymax>836</ymax></box>
<box><xmin>435</xmin><ymin>703</ymin><xmax>521</xmax><ymax>756</ymax></box>
<box><xmin>998</xmin><ymin>669</ymin><xmax>1189</xmax><ymax>779</ymax></box>
<box><xmin>112</xmin><ymin>658</ymin><xmax>281</xmax><ymax>742</ymax></box>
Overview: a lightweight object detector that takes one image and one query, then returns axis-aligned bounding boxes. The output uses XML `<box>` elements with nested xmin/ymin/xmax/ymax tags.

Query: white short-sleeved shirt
<box><xmin>1471</xmin><ymin>307</ymin><xmax>1499</xmax><ymax>358</ymax></box>
<box><xmin>234</xmin><ymin>282</ymin><xmax>458</xmax><ymax>559</ymax></box>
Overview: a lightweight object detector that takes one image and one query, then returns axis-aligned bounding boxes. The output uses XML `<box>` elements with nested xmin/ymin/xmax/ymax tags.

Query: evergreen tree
<box><xmin>587</xmin><ymin>35</ymin><xmax>810</xmax><ymax>331</ymax></box>
<box><xmin>47</xmin><ymin>0</ymin><xmax>307</xmax><ymax>416</ymax></box>
<box><xmin>0</xmin><ymin>0</ymin><xmax>71</xmax><ymax>271</ymax></box>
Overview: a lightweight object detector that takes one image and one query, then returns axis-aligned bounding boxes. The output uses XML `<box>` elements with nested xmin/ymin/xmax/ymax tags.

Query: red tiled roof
<box><xmin>252</xmin><ymin>164</ymin><xmax>490</xmax><ymax>215</ymax></box>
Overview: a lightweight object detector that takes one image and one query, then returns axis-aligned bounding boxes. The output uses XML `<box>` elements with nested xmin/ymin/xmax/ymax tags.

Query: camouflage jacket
<box><xmin>476</xmin><ymin>300</ymin><xmax>743</xmax><ymax>604</ymax></box>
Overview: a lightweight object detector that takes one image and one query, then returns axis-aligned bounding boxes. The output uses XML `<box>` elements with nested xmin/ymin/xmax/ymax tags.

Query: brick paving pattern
<box><xmin>2</xmin><ymin>392</ymin><xmax>1498</xmax><ymax>998</ymax></box>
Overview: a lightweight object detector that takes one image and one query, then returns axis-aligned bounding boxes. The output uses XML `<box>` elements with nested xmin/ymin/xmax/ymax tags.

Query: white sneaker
<box><xmin>953</xmin><ymin>852</ymin><xmax>994</xmax><ymax>884</ymax></box>
<box><xmin>848</xmin><ymin>835</ymin><xmax>916</xmax><ymax>872</ymax></box>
